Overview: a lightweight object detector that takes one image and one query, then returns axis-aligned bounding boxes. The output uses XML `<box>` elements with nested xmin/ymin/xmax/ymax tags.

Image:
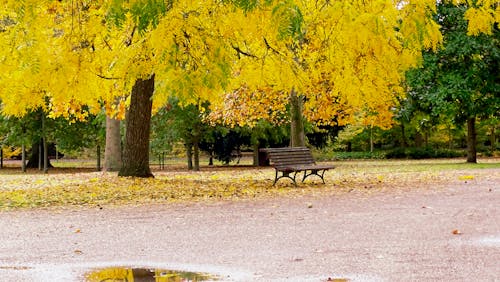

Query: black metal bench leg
<box><xmin>292</xmin><ymin>171</ymin><xmax>298</xmax><ymax>186</ymax></box>
<box><xmin>273</xmin><ymin>170</ymin><xmax>279</xmax><ymax>186</ymax></box>
<box><xmin>302</xmin><ymin>169</ymin><xmax>326</xmax><ymax>184</ymax></box>
<box><xmin>319</xmin><ymin>170</ymin><xmax>326</xmax><ymax>184</ymax></box>
<box><xmin>274</xmin><ymin>170</ymin><xmax>298</xmax><ymax>186</ymax></box>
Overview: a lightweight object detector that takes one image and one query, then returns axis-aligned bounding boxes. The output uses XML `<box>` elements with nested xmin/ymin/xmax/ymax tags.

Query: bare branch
<box><xmin>232</xmin><ymin>45</ymin><xmax>258</xmax><ymax>58</ymax></box>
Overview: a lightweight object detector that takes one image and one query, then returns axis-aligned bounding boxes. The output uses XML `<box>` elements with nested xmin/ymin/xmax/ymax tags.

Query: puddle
<box><xmin>86</xmin><ymin>267</ymin><xmax>219</xmax><ymax>281</ymax></box>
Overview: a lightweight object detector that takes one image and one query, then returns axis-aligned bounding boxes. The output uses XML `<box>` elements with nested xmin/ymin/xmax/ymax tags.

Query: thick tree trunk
<box><xmin>193</xmin><ymin>141</ymin><xmax>200</xmax><ymax>171</ymax></box>
<box><xmin>118</xmin><ymin>75</ymin><xmax>155</xmax><ymax>178</ymax></box>
<box><xmin>290</xmin><ymin>88</ymin><xmax>305</xmax><ymax>147</ymax></box>
<box><xmin>466</xmin><ymin>117</ymin><xmax>477</xmax><ymax>163</ymax></box>
<box><xmin>104</xmin><ymin>116</ymin><xmax>122</xmax><ymax>171</ymax></box>
<box><xmin>252</xmin><ymin>141</ymin><xmax>259</xmax><ymax>166</ymax></box>
<box><xmin>26</xmin><ymin>140</ymin><xmax>53</xmax><ymax>168</ymax></box>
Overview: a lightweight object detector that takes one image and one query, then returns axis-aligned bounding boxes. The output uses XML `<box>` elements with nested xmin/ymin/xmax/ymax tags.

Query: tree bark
<box><xmin>186</xmin><ymin>143</ymin><xmax>193</xmax><ymax>170</ymax></box>
<box><xmin>414</xmin><ymin>132</ymin><xmax>424</xmax><ymax>147</ymax></box>
<box><xmin>21</xmin><ymin>144</ymin><xmax>26</xmax><ymax>172</ymax></box>
<box><xmin>252</xmin><ymin>141</ymin><xmax>259</xmax><ymax>166</ymax></box>
<box><xmin>118</xmin><ymin>75</ymin><xmax>155</xmax><ymax>177</ymax></box>
<box><xmin>489</xmin><ymin>124</ymin><xmax>497</xmax><ymax>152</ymax></box>
<box><xmin>193</xmin><ymin>141</ymin><xmax>200</xmax><ymax>171</ymax></box>
<box><xmin>104</xmin><ymin>116</ymin><xmax>122</xmax><ymax>171</ymax></box>
<box><xmin>26</xmin><ymin>140</ymin><xmax>53</xmax><ymax>168</ymax></box>
<box><xmin>400</xmin><ymin>123</ymin><xmax>408</xmax><ymax>148</ymax></box>
<box><xmin>369</xmin><ymin>126</ymin><xmax>374</xmax><ymax>153</ymax></box>
<box><xmin>192</xmin><ymin>121</ymin><xmax>201</xmax><ymax>171</ymax></box>
<box><xmin>466</xmin><ymin>117</ymin><xmax>477</xmax><ymax>163</ymax></box>
<box><xmin>96</xmin><ymin>145</ymin><xmax>101</xmax><ymax>171</ymax></box>
<box><xmin>290</xmin><ymin>88</ymin><xmax>305</xmax><ymax>147</ymax></box>
<box><xmin>43</xmin><ymin>135</ymin><xmax>48</xmax><ymax>173</ymax></box>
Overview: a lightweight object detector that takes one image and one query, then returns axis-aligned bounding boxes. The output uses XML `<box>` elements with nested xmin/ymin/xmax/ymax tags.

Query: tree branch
<box><xmin>95</xmin><ymin>73</ymin><xmax>121</xmax><ymax>80</ymax></box>
<box><xmin>232</xmin><ymin>45</ymin><xmax>257</xmax><ymax>58</ymax></box>
<box><xmin>263</xmin><ymin>37</ymin><xmax>280</xmax><ymax>55</ymax></box>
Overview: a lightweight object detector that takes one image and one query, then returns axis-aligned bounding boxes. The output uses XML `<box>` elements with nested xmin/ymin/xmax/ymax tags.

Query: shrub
<box><xmin>313</xmin><ymin>149</ymin><xmax>386</xmax><ymax>161</ymax></box>
<box><xmin>385</xmin><ymin>148</ymin><xmax>407</xmax><ymax>159</ymax></box>
<box><xmin>386</xmin><ymin>147</ymin><xmax>466</xmax><ymax>159</ymax></box>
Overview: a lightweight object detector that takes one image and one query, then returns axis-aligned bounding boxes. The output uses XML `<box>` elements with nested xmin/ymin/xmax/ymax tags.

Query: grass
<box><xmin>0</xmin><ymin>157</ymin><xmax>498</xmax><ymax>211</ymax></box>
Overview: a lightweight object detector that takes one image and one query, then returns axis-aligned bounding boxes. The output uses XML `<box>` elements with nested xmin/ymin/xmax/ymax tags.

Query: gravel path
<box><xmin>0</xmin><ymin>169</ymin><xmax>499</xmax><ymax>282</ymax></box>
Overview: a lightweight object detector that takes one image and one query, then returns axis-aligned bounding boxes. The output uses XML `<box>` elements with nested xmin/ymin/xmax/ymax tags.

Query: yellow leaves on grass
<box><xmin>0</xmin><ymin>170</ymin><xmax>273</xmax><ymax>210</ymax></box>
<box><xmin>1</xmin><ymin>159</ymin><xmax>496</xmax><ymax>211</ymax></box>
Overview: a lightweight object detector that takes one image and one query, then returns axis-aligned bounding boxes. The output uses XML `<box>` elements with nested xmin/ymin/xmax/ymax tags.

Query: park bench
<box><xmin>260</xmin><ymin>147</ymin><xmax>335</xmax><ymax>185</ymax></box>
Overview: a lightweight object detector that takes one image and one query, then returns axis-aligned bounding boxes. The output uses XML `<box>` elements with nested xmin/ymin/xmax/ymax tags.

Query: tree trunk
<box><xmin>43</xmin><ymin>135</ymin><xmax>48</xmax><ymax>173</ymax></box>
<box><xmin>38</xmin><ymin>143</ymin><xmax>42</xmax><ymax>170</ymax></box>
<box><xmin>118</xmin><ymin>75</ymin><xmax>155</xmax><ymax>178</ymax></box>
<box><xmin>208</xmin><ymin>152</ymin><xmax>214</xmax><ymax>166</ymax></box>
<box><xmin>448</xmin><ymin>124</ymin><xmax>453</xmax><ymax>149</ymax></box>
<box><xmin>466</xmin><ymin>117</ymin><xmax>477</xmax><ymax>163</ymax></box>
<box><xmin>186</xmin><ymin>143</ymin><xmax>193</xmax><ymax>170</ymax></box>
<box><xmin>104</xmin><ymin>116</ymin><xmax>122</xmax><ymax>171</ymax></box>
<box><xmin>400</xmin><ymin>123</ymin><xmax>408</xmax><ymax>148</ymax></box>
<box><xmin>489</xmin><ymin>124</ymin><xmax>497</xmax><ymax>152</ymax></box>
<box><xmin>26</xmin><ymin>140</ymin><xmax>53</xmax><ymax>168</ymax></box>
<box><xmin>290</xmin><ymin>88</ymin><xmax>305</xmax><ymax>147</ymax></box>
<box><xmin>21</xmin><ymin>144</ymin><xmax>26</xmax><ymax>172</ymax></box>
<box><xmin>42</xmin><ymin>112</ymin><xmax>48</xmax><ymax>173</ymax></box>
<box><xmin>414</xmin><ymin>132</ymin><xmax>423</xmax><ymax>147</ymax></box>
<box><xmin>369</xmin><ymin>126</ymin><xmax>374</xmax><ymax>153</ymax></box>
<box><xmin>252</xmin><ymin>141</ymin><xmax>259</xmax><ymax>166</ymax></box>
<box><xmin>193</xmin><ymin>141</ymin><xmax>200</xmax><ymax>171</ymax></box>
<box><xmin>192</xmin><ymin>121</ymin><xmax>201</xmax><ymax>171</ymax></box>
<box><xmin>96</xmin><ymin>145</ymin><xmax>101</xmax><ymax>171</ymax></box>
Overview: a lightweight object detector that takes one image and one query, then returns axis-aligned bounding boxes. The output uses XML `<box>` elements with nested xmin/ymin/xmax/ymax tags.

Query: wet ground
<box><xmin>0</xmin><ymin>169</ymin><xmax>499</xmax><ymax>281</ymax></box>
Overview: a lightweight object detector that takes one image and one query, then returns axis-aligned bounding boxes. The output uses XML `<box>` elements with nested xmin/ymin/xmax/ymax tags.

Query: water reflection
<box><xmin>86</xmin><ymin>267</ymin><xmax>218</xmax><ymax>282</ymax></box>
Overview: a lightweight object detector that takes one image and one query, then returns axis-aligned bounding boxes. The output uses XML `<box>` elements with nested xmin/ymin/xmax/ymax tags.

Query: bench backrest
<box><xmin>264</xmin><ymin>147</ymin><xmax>315</xmax><ymax>168</ymax></box>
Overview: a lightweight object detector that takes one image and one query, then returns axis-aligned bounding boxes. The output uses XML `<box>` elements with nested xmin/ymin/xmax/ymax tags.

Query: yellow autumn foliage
<box><xmin>0</xmin><ymin>0</ymin><xmax>497</xmax><ymax>128</ymax></box>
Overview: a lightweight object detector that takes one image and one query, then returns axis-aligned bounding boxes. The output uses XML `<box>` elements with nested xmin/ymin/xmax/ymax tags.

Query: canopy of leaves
<box><xmin>210</xmin><ymin>0</ymin><xmax>444</xmax><ymax>129</ymax></box>
<box><xmin>0</xmin><ymin>0</ymin><xmax>498</xmax><ymax>130</ymax></box>
<box><xmin>405</xmin><ymin>2</ymin><xmax>500</xmax><ymax>123</ymax></box>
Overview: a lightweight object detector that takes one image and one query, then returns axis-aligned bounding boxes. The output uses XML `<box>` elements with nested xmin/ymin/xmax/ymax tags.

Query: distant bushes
<box><xmin>385</xmin><ymin>147</ymin><xmax>466</xmax><ymax>159</ymax></box>
<box><xmin>313</xmin><ymin>149</ymin><xmax>386</xmax><ymax>161</ymax></box>
<box><xmin>313</xmin><ymin>146</ymin><xmax>467</xmax><ymax>160</ymax></box>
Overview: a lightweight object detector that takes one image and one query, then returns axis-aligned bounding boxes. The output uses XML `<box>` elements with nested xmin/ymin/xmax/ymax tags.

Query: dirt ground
<box><xmin>0</xmin><ymin>168</ymin><xmax>498</xmax><ymax>282</ymax></box>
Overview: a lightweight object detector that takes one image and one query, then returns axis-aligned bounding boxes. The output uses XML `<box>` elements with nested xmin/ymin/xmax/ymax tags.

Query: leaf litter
<box><xmin>0</xmin><ymin>159</ymin><xmax>498</xmax><ymax>210</ymax></box>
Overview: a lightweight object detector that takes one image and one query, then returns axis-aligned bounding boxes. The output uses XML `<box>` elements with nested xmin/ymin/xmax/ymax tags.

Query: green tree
<box><xmin>0</xmin><ymin>111</ymin><xmax>104</xmax><ymax>170</ymax></box>
<box><xmin>405</xmin><ymin>2</ymin><xmax>500</xmax><ymax>163</ymax></box>
<box><xmin>151</xmin><ymin>98</ymin><xmax>206</xmax><ymax>171</ymax></box>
